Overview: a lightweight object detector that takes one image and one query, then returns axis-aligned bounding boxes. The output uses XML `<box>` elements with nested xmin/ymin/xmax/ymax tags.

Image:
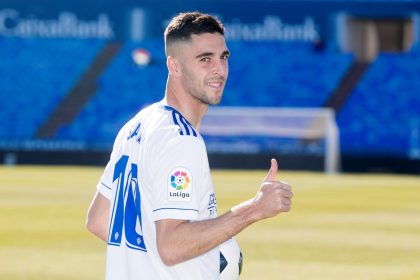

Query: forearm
<box><xmin>156</xmin><ymin>198</ymin><xmax>258</xmax><ymax>266</ymax></box>
<box><xmin>86</xmin><ymin>191</ymin><xmax>110</xmax><ymax>242</ymax></box>
<box><xmin>157</xmin><ymin>159</ymin><xmax>293</xmax><ymax>266</ymax></box>
<box><xmin>87</xmin><ymin>220</ymin><xmax>108</xmax><ymax>242</ymax></box>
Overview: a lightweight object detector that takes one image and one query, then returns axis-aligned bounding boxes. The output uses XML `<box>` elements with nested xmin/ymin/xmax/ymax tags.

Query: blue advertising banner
<box><xmin>1</xmin><ymin>0</ymin><xmax>418</xmax><ymax>41</ymax></box>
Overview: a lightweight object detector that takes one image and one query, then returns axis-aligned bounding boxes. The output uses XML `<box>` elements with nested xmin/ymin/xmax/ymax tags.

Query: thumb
<box><xmin>263</xmin><ymin>158</ymin><xmax>278</xmax><ymax>182</ymax></box>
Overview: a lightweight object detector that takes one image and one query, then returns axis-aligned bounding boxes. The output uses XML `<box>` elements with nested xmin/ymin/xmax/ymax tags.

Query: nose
<box><xmin>212</xmin><ymin>59</ymin><xmax>228</xmax><ymax>77</ymax></box>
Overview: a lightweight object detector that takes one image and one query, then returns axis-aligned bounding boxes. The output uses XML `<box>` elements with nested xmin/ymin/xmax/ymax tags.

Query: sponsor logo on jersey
<box><xmin>168</xmin><ymin>167</ymin><xmax>192</xmax><ymax>201</ymax></box>
<box><xmin>208</xmin><ymin>193</ymin><xmax>217</xmax><ymax>218</ymax></box>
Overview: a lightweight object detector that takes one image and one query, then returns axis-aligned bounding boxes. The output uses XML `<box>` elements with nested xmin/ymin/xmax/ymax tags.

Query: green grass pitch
<box><xmin>0</xmin><ymin>165</ymin><xmax>419</xmax><ymax>280</ymax></box>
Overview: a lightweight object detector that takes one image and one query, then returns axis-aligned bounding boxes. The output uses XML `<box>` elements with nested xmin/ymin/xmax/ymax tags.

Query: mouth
<box><xmin>206</xmin><ymin>79</ymin><xmax>225</xmax><ymax>89</ymax></box>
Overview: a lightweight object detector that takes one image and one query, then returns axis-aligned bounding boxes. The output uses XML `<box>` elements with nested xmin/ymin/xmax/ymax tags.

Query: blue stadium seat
<box><xmin>337</xmin><ymin>46</ymin><xmax>420</xmax><ymax>157</ymax></box>
<box><xmin>55</xmin><ymin>39</ymin><xmax>166</xmax><ymax>144</ymax></box>
<box><xmin>0</xmin><ymin>37</ymin><xmax>105</xmax><ymax>138</ymax></box>
<box><xmin>223</xmin><ymin>41</ymin><xmax>353</xmax><ymax>107</ymax></box>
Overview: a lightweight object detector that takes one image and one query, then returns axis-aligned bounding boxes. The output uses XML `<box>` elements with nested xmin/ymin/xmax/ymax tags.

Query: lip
<box><xmin>207</xmin><ymin>81</ymin><xmax>223</xmax><ymax>88</ymax></box>
<box><xmin>206</xmin><ymin>78</ymin><xmax>225</xmax><ymax>89</ymax></box>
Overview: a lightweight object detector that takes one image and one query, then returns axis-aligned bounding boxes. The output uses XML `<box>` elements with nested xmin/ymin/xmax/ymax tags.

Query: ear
<box><xmin>167</xmin><ymin>56</ymin><xmax>181</xmax><ymax>77</ymax></box>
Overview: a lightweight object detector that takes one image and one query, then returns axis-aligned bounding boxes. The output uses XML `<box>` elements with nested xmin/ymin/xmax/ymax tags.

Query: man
<box><xmin>86</xmin><ymin>11</ymin><xmax>293</xmax><ymax>280</ymax></box>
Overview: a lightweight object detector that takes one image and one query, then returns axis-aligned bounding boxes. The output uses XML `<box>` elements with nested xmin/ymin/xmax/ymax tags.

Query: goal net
<box><xmin>200</xmin><ymin>107</ymin><xmax>340</xmax><ymax>173</ymax></box>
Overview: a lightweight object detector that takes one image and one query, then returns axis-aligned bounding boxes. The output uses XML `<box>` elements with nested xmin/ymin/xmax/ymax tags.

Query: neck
<box><xmin>163</xmin><ymin>77</ymin><xmax>208</xmax><ymax>130</ymax></box>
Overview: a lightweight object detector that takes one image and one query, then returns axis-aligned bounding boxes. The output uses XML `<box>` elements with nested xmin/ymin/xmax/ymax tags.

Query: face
<box><xmin>175</xmin><ymin>33</ymin><xmax>229</xmax><ymax>105</ymax></box>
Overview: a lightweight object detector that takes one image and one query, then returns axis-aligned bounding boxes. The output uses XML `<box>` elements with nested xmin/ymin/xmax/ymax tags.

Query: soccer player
<box><xmin>86</xmin><ymin>11</ymin><xmax>293</xmax><ymax>280</ymax></box>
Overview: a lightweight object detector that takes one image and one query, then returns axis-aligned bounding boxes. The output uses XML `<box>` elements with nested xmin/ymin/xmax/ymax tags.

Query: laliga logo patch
<box><xmin>168</xmin><ymin>167</ymin><xmax>192</xmax><ymax>202</ymax></box>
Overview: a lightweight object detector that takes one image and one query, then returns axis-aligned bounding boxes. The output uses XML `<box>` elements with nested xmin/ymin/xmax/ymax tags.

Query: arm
<box><xmin>86</xmin><ymin>191</ymin><xmax>110</xmax><ymax>242</ymax></box>
<box><xmin>156</xmin><ymin>159</ymin><xmax>293</xmax><ymax>266</ymax></box>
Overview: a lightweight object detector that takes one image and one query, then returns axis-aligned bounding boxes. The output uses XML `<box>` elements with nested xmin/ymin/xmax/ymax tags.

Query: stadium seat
<box><xmin>0</xmin><ymin>37</ymin><xmax>105</xmax><ymax>138</ymax></box>
<box><xmin>54</xmin><ymin>39</ymin><xmax>166</xmax><ymax>144</ymax></box>
<box><xmin>223</xmin><ymin>41</ymin><xmax>353</xmax><ymax>107</ymax></box>
<box><xmin>337</xmin><ymin>46</ymin><xmax>420</xmax><ymax>157</ymax></box>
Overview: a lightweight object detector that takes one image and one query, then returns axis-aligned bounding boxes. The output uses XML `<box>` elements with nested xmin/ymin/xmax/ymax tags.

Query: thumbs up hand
<box><xmin>263</xmin><ymin>158</ymin><xmax>279</xmax><ymax>182</ymax></box>
<box><xmin>253</xmin><ymin>159</ymin><xmax>293</xmax><ymax>220</ymax></box>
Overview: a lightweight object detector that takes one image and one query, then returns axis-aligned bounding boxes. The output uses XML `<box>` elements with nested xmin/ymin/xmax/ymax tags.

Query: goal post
<box><xmin>200</xmin><ymin>107</ymin><xmax>340</xmax><ymax>174</ymax></box>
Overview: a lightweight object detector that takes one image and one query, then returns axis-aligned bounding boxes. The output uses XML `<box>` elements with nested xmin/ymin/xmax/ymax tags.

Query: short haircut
<box><xmin>164</xmin><ymin>11</ymin><xmax>225</xmax><ymax>55</ymax></box>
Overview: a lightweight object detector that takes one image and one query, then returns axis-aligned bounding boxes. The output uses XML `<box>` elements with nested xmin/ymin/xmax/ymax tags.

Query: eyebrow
<box><xmin>195</xmin><ymin>50</ymin><xmax>230</xmax><ymax>59</ymax></box>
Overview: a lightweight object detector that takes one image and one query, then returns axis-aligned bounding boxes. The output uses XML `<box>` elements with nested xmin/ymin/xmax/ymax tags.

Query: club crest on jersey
<box><xmin>168</xmin><ymin>167</ymin><xmax>192</xmax><ymax>202</ymax></box>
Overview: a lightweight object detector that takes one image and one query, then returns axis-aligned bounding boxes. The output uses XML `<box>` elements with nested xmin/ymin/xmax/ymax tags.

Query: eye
<box><xmin>200</xmin><ymin>57</ymin><xmax>211</xmax><ymax>62</ymax></box>
<box><xmin>221</xmin><ymin>54</ymin><xmax>230</xmax><ymax>60</ymax></box>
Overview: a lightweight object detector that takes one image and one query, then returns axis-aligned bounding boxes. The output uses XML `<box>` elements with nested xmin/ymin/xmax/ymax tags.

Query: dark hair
<box><xmin>164</xmin><ymin>11</ymin><xmax>224</xmax><ymax>47</ymax></box>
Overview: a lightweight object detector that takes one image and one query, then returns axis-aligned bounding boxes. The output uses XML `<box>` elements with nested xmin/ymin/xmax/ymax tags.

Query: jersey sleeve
<box><xmin>149</xmin><ymin>134</ymin><xmax>206</xmax><ymax>222</ymax></box>
<box><xmin>95</xmin><ymin>124</ymin><xmax>128</xmax><ymax>200</ymax></box>
<box><xmin>96</xmin><ymin>159</ymin><xmax>114</xmax><ymax>200</ymax></box>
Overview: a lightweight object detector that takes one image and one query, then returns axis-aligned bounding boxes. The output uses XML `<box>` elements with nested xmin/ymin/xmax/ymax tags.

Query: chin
<box><xmin>209</xmin><ymin>96</ymin><xmax>223</xmax><ymax>105</ymax></box>
<box><xmin>212</xmin><ymin>91</ymin><xmax>224</xmax><ymax>104</ymax></box>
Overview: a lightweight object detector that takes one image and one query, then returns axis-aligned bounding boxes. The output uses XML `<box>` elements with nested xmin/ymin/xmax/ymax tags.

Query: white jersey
<box><xmin>97</xmin><ymin>102</ymin><xmax>219</xmax><ymax>280</ymax></box>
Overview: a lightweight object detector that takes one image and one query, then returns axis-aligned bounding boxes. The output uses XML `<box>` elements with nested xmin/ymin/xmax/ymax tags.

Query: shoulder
<box><xmin>144</xmin><ymin>104</ymin><xmax>200</xmax><ymax>142</ymax></box>
<box><xmin>161</xmin><ymin>105</ymin><xmax>199</xmax><ymax>138</ymax></box>
<box><xmin>152</xmin><ymin>107</ymin><xmax>206</xmax><ymax>153</ymax></box>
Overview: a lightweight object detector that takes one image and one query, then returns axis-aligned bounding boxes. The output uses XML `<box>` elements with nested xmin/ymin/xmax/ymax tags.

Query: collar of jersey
<box><xmin>160</xmin><ymin>104</ymin><xmax>195</xmax><ymax>127</ymax></box>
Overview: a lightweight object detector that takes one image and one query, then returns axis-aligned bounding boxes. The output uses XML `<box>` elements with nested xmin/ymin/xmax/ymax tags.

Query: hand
<box><xmin>253</xmin><ymin>159</ymin><xmax>293</xmax><ymax>220</ymax></box>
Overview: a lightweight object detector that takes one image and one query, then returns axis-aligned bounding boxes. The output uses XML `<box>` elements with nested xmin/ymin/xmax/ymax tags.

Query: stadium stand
<box><xmin>1</xmin><ymin>36</ymin><xmax>418</xmax><ymax>171</ymax></box>
<box><xmin>337</xmin><ymin>45</ymin><xmax>420</xmax><ymax>158</ymax></box>
<box><xmin>223</xmin><ymin>41</ymin><xmax>353</xmax><ymax>107</ymax></box>
<box><xmin>0</xmin><ymin>37</ymin><xmax>105</xmax><ymax>138</ymax></box>
<box><xmin>54</xmin><ymin>40</ymin><xmax>353</xmax><ymax>147</ymax></box>
<box><xmin>54</xmin><ymin>39</ymin><xmax>166</xmax><ymax>145</ymax></box>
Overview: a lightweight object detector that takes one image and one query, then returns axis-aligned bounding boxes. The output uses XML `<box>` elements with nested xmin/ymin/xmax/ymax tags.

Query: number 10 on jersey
<box><xmin>108</xmin><ymin>155</ymin><xmax>147</xmax><ymax>251</ymax></box>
